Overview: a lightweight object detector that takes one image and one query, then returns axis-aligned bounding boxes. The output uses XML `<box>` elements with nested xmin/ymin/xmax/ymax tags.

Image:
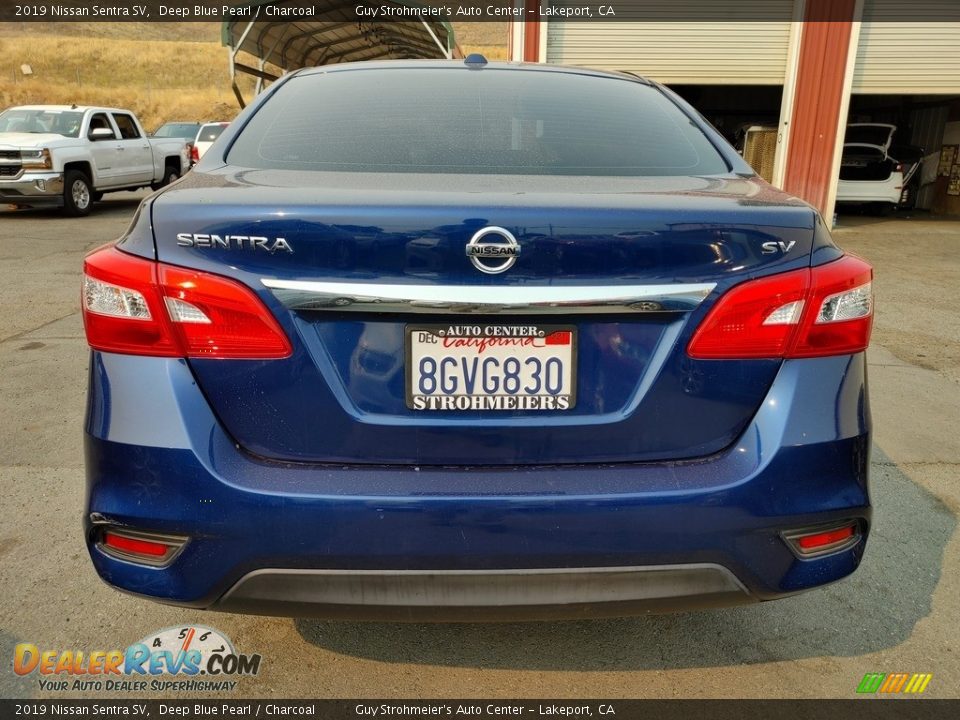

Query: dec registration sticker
<box><xmin>406</xmin><ymin>324</ymin><xmax>577</xmax><ymax>411</ymax></box>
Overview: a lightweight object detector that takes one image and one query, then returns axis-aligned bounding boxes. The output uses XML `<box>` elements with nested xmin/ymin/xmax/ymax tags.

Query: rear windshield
<box><xmin>845</xmin><ymin>125</ymin><xmax>895</xmax><ymax>146</ymax></box>
<box><xmin>155</xmin><ymin>123</ymin><xmax>200</xmax><ymax>138</ymax></box>
<box><xmin>226</xmin><ymin>68</ymin><xmax>730</xmax><ymax>176</ymax></box>
<box><xmin>0</xmin><ymin>108</ymin><xmax>84</xmax><ymax>138</ymax></box>
<box><xmin>198</xmin><ymin>124</ymin><xmax>227</xmax><ymax>142</ymax></box>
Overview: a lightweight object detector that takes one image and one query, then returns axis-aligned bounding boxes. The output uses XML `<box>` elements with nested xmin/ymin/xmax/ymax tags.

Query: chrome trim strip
<box><xmin>260</xmin><ymin>280</ymin><xmax>716</xmax><ymax>315</ymax></box>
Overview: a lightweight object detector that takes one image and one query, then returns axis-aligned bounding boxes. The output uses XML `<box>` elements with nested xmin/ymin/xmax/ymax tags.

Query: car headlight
<box><xmin>20</xmin><ymin>148</ymin><xmax>52</xmax><ymax>170</ymax></box>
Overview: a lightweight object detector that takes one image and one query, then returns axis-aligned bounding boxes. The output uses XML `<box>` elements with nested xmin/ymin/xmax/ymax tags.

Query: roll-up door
<box><xmin>545</xmin><ymin>0</ymin><xmax>796</xmax><ymax>85</ymax></box>
<box><xmin>853</xmin><ymin>0</ymin><xmax>960</xmax><ymax>94</ymax></box>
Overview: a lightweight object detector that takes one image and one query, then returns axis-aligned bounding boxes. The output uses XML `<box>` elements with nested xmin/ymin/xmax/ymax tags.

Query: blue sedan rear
<box><xmin>82</xmin><ymin>60</ymin><xmax>873</xmax><ymax>620</ymax></box>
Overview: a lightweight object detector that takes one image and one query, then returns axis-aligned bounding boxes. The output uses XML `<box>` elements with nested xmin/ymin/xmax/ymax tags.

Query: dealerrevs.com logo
<box><xmin>14</xmin><ymin>626</ymin><xmax>261</xmax><ymax>692</ymax></box>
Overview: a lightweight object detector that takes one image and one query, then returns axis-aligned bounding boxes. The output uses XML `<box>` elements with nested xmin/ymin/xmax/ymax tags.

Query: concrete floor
<box><xmin>0</xmin><ymin>197</ymin><xmax>957</xmax><ymax>699</ymax></box>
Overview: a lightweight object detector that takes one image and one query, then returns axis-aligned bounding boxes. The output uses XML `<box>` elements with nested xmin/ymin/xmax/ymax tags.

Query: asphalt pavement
<box><xmin>0</xmin><ymin>195</ymin><xmax>957</xmax><ymax>699</ymax></box>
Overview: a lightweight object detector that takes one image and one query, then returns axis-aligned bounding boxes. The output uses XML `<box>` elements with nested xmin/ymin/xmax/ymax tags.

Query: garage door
<box><xmin>545</xmin><ymin>0</ymin><xmax>797</xmax><ymax>85</ymax></box>
<box><xmin>853</xmin><ymin>0</ymin><xmax>960</xmax><ymax>94</ymax></box>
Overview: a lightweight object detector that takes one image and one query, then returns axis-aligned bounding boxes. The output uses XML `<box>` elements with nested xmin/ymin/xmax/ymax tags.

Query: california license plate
<box><xmin>406</xmin><ymin>324</ymin><xmax>577</xmax><ymax>411</ymax></box>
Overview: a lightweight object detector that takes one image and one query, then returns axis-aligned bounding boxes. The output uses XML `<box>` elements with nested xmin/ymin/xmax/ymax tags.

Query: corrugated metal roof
<box><xmin>223</xmin><ymin>1</ymin><xmax>456</xmax><ymax>105</ymax></box>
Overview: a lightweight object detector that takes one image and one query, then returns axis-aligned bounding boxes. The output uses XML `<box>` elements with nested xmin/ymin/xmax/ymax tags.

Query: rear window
<box><xmin>198</xmin><ymin>124</ymin><xmax>227</xmax><ymax>142</ymax></box>
<box><xmin>0</xmin><ymin>108</ymin><xmax>84</xmax><ymax>138</ymax></box>
<box><xmin>226</xmin><ymin>68</ymin><xmax>730</xmax><ymax>176</ymax></box>
<box><xmin>845</xmin><ymin>125</ymin><xmax>895</xmax><ymax>146</ymax></box>
<box><xmin>156</xmin><ymin>123</ymin><xmax>200</xmax><ymax>138</ymax></box>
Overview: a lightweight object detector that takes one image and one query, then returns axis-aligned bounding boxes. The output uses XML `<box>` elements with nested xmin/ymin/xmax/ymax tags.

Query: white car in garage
<box><xmin>836</xmin><ymin>123</ymin><xmax>924</xmax><ymax>212</ymax></box>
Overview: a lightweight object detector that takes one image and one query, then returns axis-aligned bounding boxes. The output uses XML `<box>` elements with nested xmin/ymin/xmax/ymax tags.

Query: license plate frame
<box><xmin>405</xmin><ymin>324</ymin><xmax>577</xmax><ymax>411</ymax></box>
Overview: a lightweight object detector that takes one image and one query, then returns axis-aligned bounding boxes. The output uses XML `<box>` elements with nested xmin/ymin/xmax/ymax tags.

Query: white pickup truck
<box><xmin>0</xmin><ymin>105</ymin><xmax>189</xmax><ymax>216</ymax></box>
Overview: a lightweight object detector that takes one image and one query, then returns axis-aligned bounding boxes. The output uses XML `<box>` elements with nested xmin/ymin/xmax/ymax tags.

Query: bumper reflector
<box><xmin>99</xmin><ymin>528</ymin><xmax>187</xmax><ymax>566</ymax></box>
<box><xmin>784</xmin><ymin>522</ymin><xmax>859</xmax><ymax>557</ymax></box>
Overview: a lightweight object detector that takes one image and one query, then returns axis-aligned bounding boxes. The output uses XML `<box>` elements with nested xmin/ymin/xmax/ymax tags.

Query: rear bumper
<box><xmin>84</xmin><ymin>351</ymin><xmax>871</xmax><ymax>620</ymax></box>
<box><xmin>836</xmin><ymin>176</ymin><xmax>902</xmax><ymax>205</ymax></box>
<box><xmin>215</xmin><ymin>565</ymin><xmax>752</xmax><ymax>621</ymax></box>
<box><xmin>0</xmin><ymin>171</ymin><xmax>64</xmax><ymax>204</ymax></box>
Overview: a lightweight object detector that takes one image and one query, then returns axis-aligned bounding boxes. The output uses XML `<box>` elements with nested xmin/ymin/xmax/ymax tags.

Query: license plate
<box><xmin>406</xmin><ymin>324</ymin><xmax>577</xmax><ymax>411</ymax></box>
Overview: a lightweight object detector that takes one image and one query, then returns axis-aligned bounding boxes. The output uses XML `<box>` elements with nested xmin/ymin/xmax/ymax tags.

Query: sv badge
<box><xmin>761</xmin><ymin>240</ymin><xmax>797</xmax><ymax>255</ymax></box>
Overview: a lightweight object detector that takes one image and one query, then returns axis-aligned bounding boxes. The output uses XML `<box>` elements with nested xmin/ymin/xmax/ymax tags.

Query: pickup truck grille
<box><xmin>0</xmin><ymin>150</ymin><xmax>22</xmax><ymax>177</ymax></box>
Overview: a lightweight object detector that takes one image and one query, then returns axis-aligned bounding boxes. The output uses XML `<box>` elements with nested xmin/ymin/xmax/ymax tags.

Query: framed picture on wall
<box><xmin>948</xmin><ymin>163</ymin><xmax>960</xmax><ymax>196</ymax></box>
<box><xmin>939</xmin><ymin>145</ymin><xmax>958</xmax><ymax>177</ymax></box>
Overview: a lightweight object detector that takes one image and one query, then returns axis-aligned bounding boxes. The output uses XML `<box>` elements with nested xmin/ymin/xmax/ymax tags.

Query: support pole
<box><xmin>228</xmin><ymin>10</ymin><xmax>261</xmax><ymax>109</ymax></box>
<box><xmin>781</xmin><ymin>0</ymin><xmax>863</xmax><ymax>224</ymax></box>
<box><xmin>419</xmin><ymin>20</ymin><xmax>452</xmax><ymax>59</ymax></box>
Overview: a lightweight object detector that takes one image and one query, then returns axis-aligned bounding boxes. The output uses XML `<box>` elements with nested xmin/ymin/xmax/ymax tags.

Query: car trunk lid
<box><xmin>149</xmin><ymin>170</ymin><xmax>817</xmax><ymax>466</ymax></box>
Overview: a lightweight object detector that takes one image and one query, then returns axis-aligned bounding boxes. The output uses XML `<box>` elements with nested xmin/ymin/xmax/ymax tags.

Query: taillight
<box><xmin>158</xmin><ymin>264</ymin><xmax>292</xmax><ymax>358</ymax></box>
<box><xmin>790</xmin><ymin>256</ymin><xmax>873</xmax><ymax>358</ymax></box>
<box><xmin>82</xmin><ymin>249</ymin><xmax>181</xmax><ymax>357</ymax></box>
<box><xmin>82</xmin><ymin>246</ymin><xmax>291</xmax><ymax>359</ymax></box>
<box><xmin>190</xmin><ymin>144</ymin><xmax>199</xmax><ymax>163</ymax></box>
<box><xmin>687</xmin><ymin>255</ymin><xmax>873</xmax><ymax>359</ymax></box>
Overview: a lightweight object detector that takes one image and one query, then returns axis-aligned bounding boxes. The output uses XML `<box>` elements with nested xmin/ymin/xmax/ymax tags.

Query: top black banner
<box><xmin>3</xmin><ymin>0</ymin><xmax>960</xmax><ymax>23</ymax></box>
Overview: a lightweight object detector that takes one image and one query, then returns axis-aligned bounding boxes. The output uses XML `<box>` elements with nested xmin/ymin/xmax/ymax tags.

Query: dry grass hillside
<box><xmin>0</xmin><ymin>21</ymin><xmax>221</xmax><ymax>41</ymax></box>
<box><xmin>0</xmin><ymin>21</ymin><xmax>508</xmax><ymax>130</ymax></box>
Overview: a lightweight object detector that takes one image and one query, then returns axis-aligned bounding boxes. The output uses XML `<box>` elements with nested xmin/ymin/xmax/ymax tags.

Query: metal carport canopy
<box><xmin>223</xmin><ymin>0</ymin><xmax>457</xmax><ymax>106</ymax></box>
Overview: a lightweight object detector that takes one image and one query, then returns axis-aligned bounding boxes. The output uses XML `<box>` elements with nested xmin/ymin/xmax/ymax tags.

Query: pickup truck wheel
<box><xmin>63</xmin><ymin>171</ymin><xmax>93</xmax><ymax>217</ymax></box>
<box><xmin>151</xmin><ymin>166</ymin><xmax>180</xmax><ymax>191</ymax></box>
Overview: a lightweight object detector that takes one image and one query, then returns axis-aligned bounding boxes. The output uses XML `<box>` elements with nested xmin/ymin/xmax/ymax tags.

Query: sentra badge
<box><xmin>177</xmin><ymin>233</ymin><xmax>293</xmax><ymax>254</ymax></box>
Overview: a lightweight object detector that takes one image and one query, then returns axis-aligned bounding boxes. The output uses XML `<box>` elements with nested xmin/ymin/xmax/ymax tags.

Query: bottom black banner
<box><xmin>2</xmin><ymin>700</ymin><xmax>960</xmax><ymax>720</ymax></box>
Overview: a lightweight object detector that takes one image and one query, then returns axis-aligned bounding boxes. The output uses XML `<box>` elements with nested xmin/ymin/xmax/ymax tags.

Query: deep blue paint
<box><xmin>89</xmin><ymin>61</ymin><xmax>872</xmax><ymax>610</ymax></box>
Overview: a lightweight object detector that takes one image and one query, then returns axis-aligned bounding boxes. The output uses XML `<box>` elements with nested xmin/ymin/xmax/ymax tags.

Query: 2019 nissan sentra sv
<box><xmin>82</xmin><ymin>59</ymin><xmax>873</xmax><ymax>620</ymax></box>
